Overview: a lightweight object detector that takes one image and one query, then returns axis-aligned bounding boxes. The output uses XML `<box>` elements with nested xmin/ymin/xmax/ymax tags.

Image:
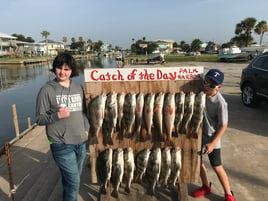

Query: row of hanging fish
<box><xmin>88</xmin><ymin>91</ymin><xmax>206</xmax><ymax>145</ymax></box>
<box><xmin>96</xmin><ymin>146</ymin><xmax>182</xmax><ymax>198</ymax></box>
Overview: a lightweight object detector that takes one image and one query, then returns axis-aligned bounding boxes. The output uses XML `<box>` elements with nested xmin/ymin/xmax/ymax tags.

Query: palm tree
<box><xmin>254</xmin><ymin>20</ymin><xmax>268</xmax><ymax>46</ymax></box>
<box><xmin>71</xmin><ymin>37</ymin><xmax>76</xmax><ymax>43</ymax></box>
<box><xmin>62</xmin><ymin>36</ymin><xmax>67</xmax><ymax>50</ymax></box>
<box><xmin>132</xmin><ymin>38</ymin><xmax>135</xmax><ymax>44</ymax></box>
<box><xmin>41</xmin><ymin>31</ymin><xmax>50</xmax><ymax>56</ymax></box>
<box><xmin>235</xmin><ymin>17</ymin><xmax>256</xmax><ymax>47</ymax></box>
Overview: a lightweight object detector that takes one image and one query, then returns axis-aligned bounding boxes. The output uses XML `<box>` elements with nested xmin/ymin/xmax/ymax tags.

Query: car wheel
<box><xmin>241</xmin><ymin>83</ymin><xmax>260</xmax><ymax>107</ymax></box>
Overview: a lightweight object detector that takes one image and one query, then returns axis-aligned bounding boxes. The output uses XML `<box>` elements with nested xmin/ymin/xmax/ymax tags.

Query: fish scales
<box><xmin>88</xmin><ymin>93</ymin><xmax>106</xmax><ymax>144</ymax></box>
<box><xmin>122</xmin><ymin>93</ymin><xmax>136</xmax><ymax>138</ymax></box>
<box><xmin>179</xmin><ymin>92</ymin><xmax>195</xmax><ymax>134</ymax></box>
<box><xmin>174</xmin><ymin>91</ymin><xmax>185</xmax><ymax>135</ymax></box>
<box><xmin>169</xmin><ymin>147</ymin><xmax>182</xmax><ymax>190</ymax></box>
<box><xmin>143</xmin><ymin>93</ymin><xmax>155</xmax><ymax>137</ymax></box>
<box><xmin>159</xmin><ymin>147</ymin><xmax>171</xmax><ymax>188</ymax></box>
<box><xmin>153</xmin><ymin>92</ymin><xmax>164</xmax><ymax>139</ymax></box>
<box><xmin>96</xmin><ymin>148</ymin><xmax>113</xmax><ymax>194</ymax></box>
<box><xmin>189</xmin><ymin>91</ymin><xmax>206</xmax><ymax>137</ymax></box>
<box><xmin>134</xmin><ymin>148</ymin><xmax>150</xmax><ymax>183</ymax></box>
<box><xmin>102</xmin><ymin>92</ymin><xmax>118</xmax><ymax>145</ymax></box>
<box><xmin>146</xmin><ymin>147</ymin><xmax>161</xmax><ymax>195</ymax></box>
<box><xmin>123</xmin><ymin>147</ymin><xmax>135</xmax><ymax>194</ymax></box>
<box><xmin>111</xmin><ymin>148</ymin><xmax>124</xmax><ymax>198</ymax></box>
<box><xmin>134</xmin><ymin>93</ymin><xmax>144</xmax><ymax>138</ymax></box>
<box><xmin>163</xmin><ymin>92</ymin><xmax>176</xmax><ymax>141</ymax></box>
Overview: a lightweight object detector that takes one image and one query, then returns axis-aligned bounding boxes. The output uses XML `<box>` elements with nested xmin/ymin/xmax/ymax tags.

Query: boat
<box><xmin>146</xmin><ymin>53</ymin><xmax>165</xmax><ymax>64</ymax></box>
<box><xmin>240</xmin><ymin>44</ymin><xmax>268</xmax><ymax>59</ymax></box>
<box><xmin>218</xmin><ymin>46</ymin><xmax>250</xmax><ymax>62</ymax></box>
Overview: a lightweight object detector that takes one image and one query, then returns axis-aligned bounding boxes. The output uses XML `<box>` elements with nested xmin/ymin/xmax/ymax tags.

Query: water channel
<box><xmin>0</xmin><ymin>56</ymin><xmax>122</xmax><ymax>148</ymax></box>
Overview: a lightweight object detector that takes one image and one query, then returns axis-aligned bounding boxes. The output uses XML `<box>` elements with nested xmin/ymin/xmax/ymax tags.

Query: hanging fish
<box><xmin>189</xmin><ymin>91</ymin><xmax>206</xmax><ymax>138</ymax></box>
<box><xmin>111</xmin><ymin>148</ymin><xmax>124</xmax><ymax>198</ymax></box>
<box><xmin>116</xmin><ymin>93</ymin><xmax>125</xmax><ymax>133</ymax></box>
<box><xmin>174</xmin><ymin>91</ymin><xmax>185</xmax><ymax>136</ymax></box>
<box><xmin>102</xmin><ymin>92</ymin><xmax>118</xmax><ymax>145</ymax></box>
<box><xmin>153</xmin><ymin>92</ymin><xmax>164</xmax><ymax>140</ymax></box>
<box><xmin>123</xmin><ymin>147</ymin><xmax>135</xmax><ymax>194</ymax></box>
<box><xmin>121</xmin><ymin>93</ymin><xmax>136</xmax><ymax>138</ymax></box>
<box><xmin>88</xmin><ymin>93</ymin><xmax>106</xmax><ymax>144</ymax></box>
<box><xmin>97</xmin><ymin>148</ymin><xmax>113</xmax><ymax>194</ymax></box>
<box><xmin>134</xmin><ymin>148</ymin><xmax>150</xmax><ymax>183</ymax></box>
<box><xmin>159</xmin><ymin>147</ymin><xmax>171</xmax><ymax>188</ymax></box>
<box><xmin>134</xmin><ymin>92</ymin><xmax>144</xmax><ymax>138</ymax></box>
<box><xmin>143</xmin><ymin>93</ymin><xmax>155</xmax><ymax>138</ymax></box>
<box><xmin>169</xmin><ymin>147</ymin><xmax>181</xmax><ymax>190</ymax></box>
<box><xmin>163</xmin><ymin>92</ymin><xmax>176</xmax><ymax>141</ymax></box>
<box><xmin>179</xmin><ymin>92</ymin><xmax>195</xmax><ymax>134</ymax></box>
<box><xmin>146</xmin><ymin>147</ymin><xmax>161</xmax><ymax>195</ymax></box>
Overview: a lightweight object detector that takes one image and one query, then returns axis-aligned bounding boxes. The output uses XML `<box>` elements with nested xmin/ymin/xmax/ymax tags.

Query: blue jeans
<box><xmin>51</xmin><ymin>142</ymin><xmax>87</xmax><ymax>201</ymax></box>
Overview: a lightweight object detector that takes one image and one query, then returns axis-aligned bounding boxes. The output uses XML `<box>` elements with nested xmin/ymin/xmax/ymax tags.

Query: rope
<box><xmin>5</xmin><ymin>142</ymin><xmax>16</xmax><ymax>201</ymax></box>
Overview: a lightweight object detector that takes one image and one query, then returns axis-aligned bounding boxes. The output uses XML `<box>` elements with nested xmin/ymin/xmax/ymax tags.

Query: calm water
<box><xmin>0</xmin><ymin>56</ymin><xmax>122</xmax><ymax>148</ymax></box>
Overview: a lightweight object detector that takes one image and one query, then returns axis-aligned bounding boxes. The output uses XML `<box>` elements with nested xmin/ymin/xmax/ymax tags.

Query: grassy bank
<box><xmin>126</xmin><ymin>54</ymin><xmax>219</xmax><ymax>62</ymax></box>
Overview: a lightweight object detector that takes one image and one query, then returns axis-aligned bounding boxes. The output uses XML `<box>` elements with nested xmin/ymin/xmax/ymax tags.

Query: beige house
<box><xmin>0</xmin><ymin>32</ymin><xmax>17</xmax><ymax>56</ymax></box>
<box><xmin>154</xmin><ymin>39</ymin><xmax>174</xmax><ymax>53</ymax></box>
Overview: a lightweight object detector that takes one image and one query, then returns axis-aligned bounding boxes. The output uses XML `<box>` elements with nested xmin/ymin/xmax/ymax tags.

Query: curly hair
<box><xmin>52</xmin><ymin>52</ymin><xmax>79</xmax><ymax>77</ymax></box>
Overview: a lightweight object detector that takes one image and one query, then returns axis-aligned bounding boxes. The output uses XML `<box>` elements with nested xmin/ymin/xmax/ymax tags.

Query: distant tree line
<box><xmin>11</xmin><ymin>16</ymin><xmax>268</xmax><ymax>55</ymax></box>
<box><xmin>11</xmin><ymin>33</ymin><xmax>35</xmax><ymax>43</ymax></box>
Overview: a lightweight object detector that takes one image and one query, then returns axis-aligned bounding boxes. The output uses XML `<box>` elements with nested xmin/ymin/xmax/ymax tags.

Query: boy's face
<box><xmin>55</xmin><ymin>63</ymin><xmax>72</xmax><ymax>82</ymax></box>
<box><xmin>203</xmin><ymin>77</ymin><xmax>220</xmax><ymax>96</ymax></box>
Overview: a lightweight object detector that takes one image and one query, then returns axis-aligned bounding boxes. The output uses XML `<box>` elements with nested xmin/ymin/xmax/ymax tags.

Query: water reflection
<box><xmin>0</xmin><ymin>56</ymin><xmax>121</xmax><ymax>148</ymax></box>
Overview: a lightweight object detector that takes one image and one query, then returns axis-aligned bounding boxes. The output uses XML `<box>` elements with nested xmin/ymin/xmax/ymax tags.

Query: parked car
<box><xmin>240</xmin><ymin>52</ymin><xmax>268</xmax><ymax>107</ymax></box>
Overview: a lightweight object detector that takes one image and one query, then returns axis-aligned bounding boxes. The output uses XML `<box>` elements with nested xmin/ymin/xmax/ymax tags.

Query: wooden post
<box><xmin>12</xmin><ymin>104</ymin><xmax>19</xmax><ymax>137</ymax></box>
<box><xmin>27</xmin><ymin>117</ymin><xmax>31</xmax><ymax>129</ymax></box>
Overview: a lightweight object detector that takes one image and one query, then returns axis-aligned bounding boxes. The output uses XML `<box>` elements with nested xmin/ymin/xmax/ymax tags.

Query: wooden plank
<box><xmin>178</xmin><ymin>183</ymin><xmax>189</xmax><ymax>201</ymax></box>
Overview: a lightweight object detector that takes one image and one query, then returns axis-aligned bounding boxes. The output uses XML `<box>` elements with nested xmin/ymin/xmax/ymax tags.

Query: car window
<box><xmin>253</xmin><ymin>56</ymin><xmax>268</xmax><ymax>71</ymax></box>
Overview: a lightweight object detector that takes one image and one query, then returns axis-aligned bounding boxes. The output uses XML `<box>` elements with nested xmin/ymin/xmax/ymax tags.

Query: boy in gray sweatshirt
<box><xmin>36</xmin><ymin>52</ymin><xmax>89</xmax><ymax>201</ymax></box>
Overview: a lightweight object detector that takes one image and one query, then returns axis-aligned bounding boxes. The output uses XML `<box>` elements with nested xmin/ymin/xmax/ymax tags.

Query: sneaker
<box><xmin>193</xmin><ymin>182</ymin><xmax>212</xmax><ymax>198</ymax></box>
<box><xmin>224</xmin><ymin>191</ymin><xmax>236</xmax><ymax>201</ymax></box>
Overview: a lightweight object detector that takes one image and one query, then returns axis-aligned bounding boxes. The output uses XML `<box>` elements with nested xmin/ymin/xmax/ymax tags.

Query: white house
<box><xmin>39</xmin><ymin>39</ymin><xmax>65</xmax><ymax>56</ymax></box>
<box><xmin>0</xmin><ymin>32</ymin><xmax>17</xmax><ymax>56</ymax></box>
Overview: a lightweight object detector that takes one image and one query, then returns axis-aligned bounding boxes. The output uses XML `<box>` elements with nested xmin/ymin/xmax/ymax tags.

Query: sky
<box><xmin>1</xmin><ymin>0</ymin><xmax>268</xmax><ymax>49</ymax></box>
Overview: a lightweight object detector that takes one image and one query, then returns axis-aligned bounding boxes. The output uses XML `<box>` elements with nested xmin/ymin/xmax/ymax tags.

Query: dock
<box><xmin>0</xmin><ymin>125</ymin><xmax>181</xmax><ymax>201</ymax></box>
<box><xmin>0</xmin><ymin>58</ymin><xmax>53</xmax><ymax>65</ymax></box>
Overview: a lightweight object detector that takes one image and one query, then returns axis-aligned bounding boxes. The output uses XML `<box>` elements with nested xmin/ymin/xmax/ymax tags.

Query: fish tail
<box><xmin>125</xmin><ymin>130</ymin><xmax>132</xmax><ymax>138</ymax></box>
<box><xmin>111</xmin><ymin>190</ymin><xmax>119</xmax><ymax>198</ymax></box>
<box><xmin>124</xmin><ymin>185</ymin><xmax>131</xmax><ymax>194</ymax></box>
<box><xmin>104</xmin><ymin>136</ymin><xmax>114</xmax><ymax>145</ymax></box>
<box><xmin>100</xmin><ymin>185</ymin><xmax>107</xmax><ymax>194</ymax></box>
<box><xmin>90</xmin><ymin>135</ymin><xmax>98</xmax><ymax>145</ymax></box>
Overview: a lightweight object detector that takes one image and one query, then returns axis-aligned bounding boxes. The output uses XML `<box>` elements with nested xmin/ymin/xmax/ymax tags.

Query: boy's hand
<box><xmin>58</xmin><ymin>106</ymin><xmax>70</xmax><ymax>119</ymax></box>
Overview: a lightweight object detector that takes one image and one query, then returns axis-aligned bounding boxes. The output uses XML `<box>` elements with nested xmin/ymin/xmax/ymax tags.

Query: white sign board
<box><xmin>84</xmin><ymin>66</ymin><xmax>204</xmax><ymax>82</ymax></box>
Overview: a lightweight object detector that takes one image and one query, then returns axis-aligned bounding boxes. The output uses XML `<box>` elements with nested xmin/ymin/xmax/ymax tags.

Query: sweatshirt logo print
<box><xmin>56</xmin><ymin>94</ymin><xmax>82</xmax><ymax>112</ymax></box>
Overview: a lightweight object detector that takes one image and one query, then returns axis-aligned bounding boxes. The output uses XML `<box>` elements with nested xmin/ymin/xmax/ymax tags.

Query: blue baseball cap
<box><xmin>205</xmin><ymin>69</ymin><xmax>224</xmax><ymax>85</ymax></box>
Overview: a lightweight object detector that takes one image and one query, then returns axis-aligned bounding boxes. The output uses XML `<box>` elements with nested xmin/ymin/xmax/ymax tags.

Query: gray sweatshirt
<box><xmin>35</xmin><ymin>78</ymin><xmax>90</xmax><ymax>145</ymax></box>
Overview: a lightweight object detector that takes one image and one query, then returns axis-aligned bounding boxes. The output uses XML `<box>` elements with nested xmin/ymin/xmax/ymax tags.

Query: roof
<box><xmin>39</xmin><ymin>39</ymin><xmax>63</xmax><ymax>44</ymax></box>
<box><xmin>0</xmin><ymin>32</ymin><xmax>17</xmax><ymax>39</ymax></box>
